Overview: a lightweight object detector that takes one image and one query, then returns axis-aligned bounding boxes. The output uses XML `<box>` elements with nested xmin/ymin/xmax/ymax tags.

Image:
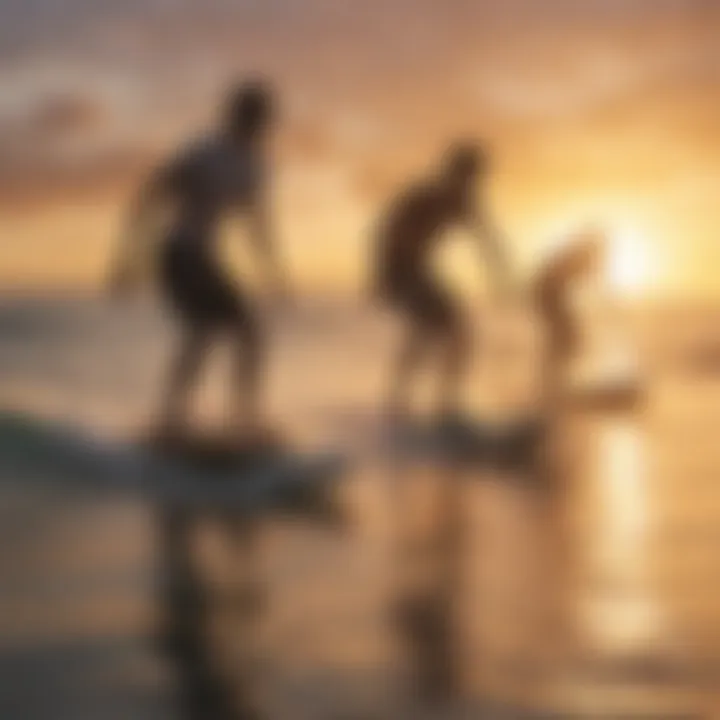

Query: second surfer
<box><xmin>371</xmin><ymin>142</ymin><xmax>511</xmax><ymax>423</ymax></box>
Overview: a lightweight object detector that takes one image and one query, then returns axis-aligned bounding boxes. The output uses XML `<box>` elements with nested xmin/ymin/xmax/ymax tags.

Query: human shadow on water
<box><xmin>378</xmin><ymin>405</ymin><xmax>600</xmax><ymax>712</ymax></box>
<box><xmin>0</xmin><ymin>409</ymin><xmax>351</xmax><ymax>719</ymax></box>
<box><xmin>156</xmin><ymin>508</ymin><xmax>268</xmax><ymax>720</ymax></box>
<box><xmin>388</xmin><ymin>465</ymin><xmax>466</xmax><ymax>704</ymax></box>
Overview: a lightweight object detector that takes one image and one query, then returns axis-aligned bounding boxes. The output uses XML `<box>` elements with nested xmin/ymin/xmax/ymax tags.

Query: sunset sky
<box><xmin>0</xmin><ymin>0</ymin><xmax>718</xmax><ymax>297</ymax></box>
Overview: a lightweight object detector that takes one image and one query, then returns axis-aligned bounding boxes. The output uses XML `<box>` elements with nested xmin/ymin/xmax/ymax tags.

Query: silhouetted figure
<box><xmin>372</xmin><ymin>142</ymin><xmax>510</xmax><ymax>421</ymax></box>
<box><xmin>532</xmin><ymin>230</ymin><xmax>605</xmax><ymax>411</ymax></box>
<box><xmin>108</xmin><ymin>81</ymin><xmax>287</xmax><ymax>440</ymax></box>
<box><xmin>526</xmin><ymin>232</ymin><xmax>608</xmax><ymax>676</ymax></box>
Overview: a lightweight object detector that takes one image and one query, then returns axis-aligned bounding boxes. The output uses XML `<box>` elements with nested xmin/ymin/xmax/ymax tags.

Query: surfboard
<box><xmin>377</xmin><ymin>414</ymin><xmax>546</xmax><ymax>472</ymax></box>
<box><xmin>0</xmin><ymin>411</ymin><xmax>347</xmax><ymax>514</ymax></box>
<box><xmin>566</xmin><ymin>377</ymin><xmax>645</xmax><ymax>414</ymax></box>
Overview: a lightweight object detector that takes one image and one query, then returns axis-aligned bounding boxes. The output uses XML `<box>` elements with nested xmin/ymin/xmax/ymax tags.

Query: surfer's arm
<box><xmin>469</xmin><ymin>212</ymin><xmax>512</xmax><ymax>294</ymax></box>
<box><xmin>248</xmin><ymin>185</ymin><xmax>289</xmax><ymax>301</ymax></box>
<box><xmin>107</xmin><ymin>159</ymin><xmax>182</xmax><ymax>295</ymax></box>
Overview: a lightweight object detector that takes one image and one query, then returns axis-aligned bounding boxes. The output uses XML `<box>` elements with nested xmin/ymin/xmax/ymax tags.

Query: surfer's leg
<box><xmin>156</xmin><ymin>235</ymin><xmax>218</xmax><ymax>436</ymax></box>
<box><xmin>439</xmin><ymin>314</ymin><xmax>470</xmax><ymax>415</ymax></box>
<box><xmin>539</xmin><ymin>304</ymin><xmax>576</xmax><ymax>412</ymax></box>
<box><xmin>386</xmin><ymin>321</ymin><xmax>426</xmax><ymax>419</ymax></box>
<box><xmin>433</xmin><ymin>291</ymin><xmax>470</xmax><ymax>418</ymax></box>
<box><xmin>158</xmin><ymin>326</ymin><xmax>211</xmax><ymax>436</ymax></box>
<box><xmin>229</xmin><ymin>299</ymin><xmax>265</xmax><ymax>435</ymax></box>
<box><xmin>381</xmin><ymin>273</ymin><xmax>437</xmax><ymax>419</ymax></box>
<box><xmin>172</xmin><ymin>244</ymin><xmax>265</xmax><ymax>437</ymax></box>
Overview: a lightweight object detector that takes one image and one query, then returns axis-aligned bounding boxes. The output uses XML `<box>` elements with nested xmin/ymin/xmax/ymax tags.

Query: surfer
<box><xmin>108</xmin><ymin>81</ymin><xmax>288</xmax><ymax>441</ymax></box>
<box><xmin>532</xmin><ymin>229</ymin><xmax>605</xmax><ymax>409</ymax></box>
<box><xmin>371</xmin><ymin>142</ymin><xmax>511</xmax><ymax>422</ymax></box>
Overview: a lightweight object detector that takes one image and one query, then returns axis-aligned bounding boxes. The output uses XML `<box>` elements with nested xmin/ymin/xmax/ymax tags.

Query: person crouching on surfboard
<box><xmin>372</xmin><ymin>142</ymin><xmax>511</xmax><ymax>424</ymax></box>
<box><xmin>107</xmin><ymin>81</ymin><xmax>288</xmax><ymax>441</ymax></box>
<box><xmin>532</xmin><ymin>228</ymin><xmax>606</xmax><ymax>411</ymax></box>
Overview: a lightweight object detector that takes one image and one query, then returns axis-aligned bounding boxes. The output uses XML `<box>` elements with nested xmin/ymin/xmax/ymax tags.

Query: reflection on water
<box><xmin>583</xmin><ymin>419</ymin><xmax>660</xmax><ymax>654</ymax></box>
<box><xmin>1</xmin><ymin>297</ymin><xmax>720</xmax><ymax>718</ymax></box>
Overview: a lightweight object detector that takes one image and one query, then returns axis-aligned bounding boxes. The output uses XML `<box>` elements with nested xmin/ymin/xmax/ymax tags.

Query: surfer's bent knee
<box><xmin>234</xmin><ymin>306</ymin><xmax>263</xmax><ymax>351</ymax></box>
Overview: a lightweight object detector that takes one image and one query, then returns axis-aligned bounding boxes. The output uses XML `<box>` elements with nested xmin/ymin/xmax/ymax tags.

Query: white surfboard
<box><xmin>0</xmin><ymin>411</ymin><xmax>347</xmax><ymax>513</ymax></box>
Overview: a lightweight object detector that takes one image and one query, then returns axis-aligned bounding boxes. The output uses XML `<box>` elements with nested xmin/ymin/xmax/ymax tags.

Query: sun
<box><xmin>534</xmin><ymin>208</ymin><xmax>658</xmax><ymax>298</ymax></box>
<box><xmin>605</xmin><ymin>224</ymin><xmax>653</xmax><ymax>296</ymax></box>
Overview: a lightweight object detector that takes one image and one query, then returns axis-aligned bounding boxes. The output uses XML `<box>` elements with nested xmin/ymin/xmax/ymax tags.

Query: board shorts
<box><xmin>159</xmin><ymin>229</ymin><xmax>253</xmax><ymax>330</ymax></box>
<box><xmin>376</xmin><ymin>269</ymin><xmax>460</xmax><ymax>333</ymax></box>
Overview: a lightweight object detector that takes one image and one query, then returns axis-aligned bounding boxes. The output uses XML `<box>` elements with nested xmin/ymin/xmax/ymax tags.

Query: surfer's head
<box><xmin>541</xmin><ymin>227</ymin><xmax>606</xmax><ymax>288</ymax></box>
<box><xmin>438</xmin><ymin>141</ymin><xmax>489</xmax><ymax>215</ymax></box>
<box><xmin>225</xmin><ymin>79</ymin><xmax>275</xmax><ymax>139</ymax></box>
<box><xmin>562</xmin><ymin>227</ymin><xmax>605</xmax><ymax>278</ymax></box>
<box><xmin>441</xmin><ymin>142</ymin><xmax>489</xmax><ymax>185</ymax></box>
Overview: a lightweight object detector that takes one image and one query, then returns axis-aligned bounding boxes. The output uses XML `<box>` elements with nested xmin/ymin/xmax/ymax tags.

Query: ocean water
<box><xmin>1</xmin><ymin>293</ymin><xmax>719</xmax><ymax>718</ymax></box>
